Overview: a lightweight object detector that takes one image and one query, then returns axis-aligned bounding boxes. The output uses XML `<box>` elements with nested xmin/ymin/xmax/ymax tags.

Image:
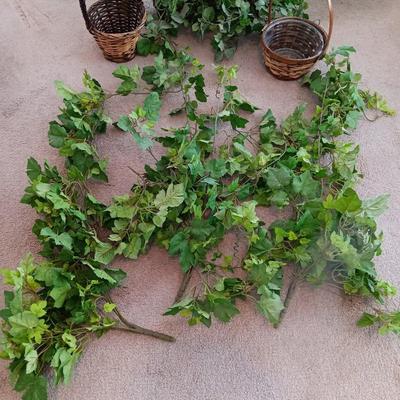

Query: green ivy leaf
<box><xmin>40</xmin><ymin>228</ymin><xmax>73</xmax><ymax>251</ymax></box>
<box><xmin>362</xmin><ymin>194</ymin><xmax>390</xmax><ymax>218</ymax></box>
<box><xmin>94</xmin><ymin>242</ymin><xmax>115</xmax><ymax>265</ymax></box>
<box><xmin>50</xmin><ymin>283</ymin><xmax>71</xmax><ymax>308</ymax></box>
<box><xmin>143</xmin><ymin>92</ymin><xmax>162</xmax><ymax>122</ymax></box>
<box><xmin>292</xmin><ymin>171</ymin><xmax>320</xmax><ymax>199</ymax></box>
<box><xmin>14</xmin><ymin>371</ymin><xmax>48</xmax><ymax>400</ymax></box>
<box><xmin>48</xmin><ymin>123</ymin><xmax>68</xmax><ymax>148</ymax></box>
<box><xmin>212</xmin><ymin>299</ymin><xmax>239</xmax><ymax>322</ymax></box>
<box><xmin>112</xmin><ymin>65</ymin><xmax>141</xmax><ymax>96</ymax></box>
<box><xmin>257</xmin><ymin>286</ymin><xmax>284</xmax><ymax>325</ymax></box>
<box><xmin>324</xmin><ymin>188</ymin><xmax>362</xmax><ymax>214</ymax></box>
<box><xmin>26</xmin><ymin>158</ymin><xmax>42</xmax><ymax>181</ymax></box>
<box><xmin>266</xmin><ymin>166</ymin><xmax>292</xmax><ymax>190</ymax></box>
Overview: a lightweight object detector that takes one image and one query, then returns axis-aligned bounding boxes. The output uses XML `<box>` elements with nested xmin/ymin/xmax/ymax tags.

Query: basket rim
<box><xmin>261</xmin><ymin>16</ymin><xmax>328</xmax><ymax>63</ymax></box>
<box><xmin>88</xmin><ymin>7</ymin><xmax>147</xmax><ymax>36</ymax></box>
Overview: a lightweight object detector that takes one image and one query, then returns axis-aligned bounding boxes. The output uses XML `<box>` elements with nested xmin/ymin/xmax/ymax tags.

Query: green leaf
<box><xmin>103</xmin><ymin>302</ymin><xmax>117</xmax><ymax>313</ymax></box>
<box><xmin>168</xmin><ymin>232</ymin><xmax>195</xmax><ymax>272</ymax></box>
<box><xmin>116</xmin><ymin>115</ymin><xmax>132</xmax><ymax>132</ymax></box>
<box><xmin>323</xmin><ymin>188</ymin><xmax>362</xmax><ymax>214</ymax></box>
<box><xmin>112</xmin><ymin>65</ymin><xmax>140</xmax><ymax>96</ymax></box>
<box><xmin>143</xmin><ymin>92</ymin><xmax>162</xmax><ymax>122</ymax></box>
<box><xmin>24</xmin><ymin>346</ymin><xmax>38</xmax><ymax>374</ymax></box>
<box><xmin>9</xmin><ymin>311</ymin><xmax>40</xmax><ymax>336</ymax></box>
<box><xmin>122</xmin><ymin>236</ymin><xmax>142</xmax><ymax>259</ymax></box>
<box><xmin>205</xmin><ymin>159</ymin><xmax>227</xmax><ymax>179</ymax></box>
<box><xmin>40</xmin><ymin>228</ymin><xmax>73</xmax><ymax>251</ymax></box>
<box><xmin>55</xmin><ymin>80</ymin><xmax>76</xmax><ymax>100</ymax></box>
<box><xmin>362</xmin><ymin>194</ymin><xmax>389</xmax><ymax>218</ymax></box>
<box><xmin>62</xmin><ymin>332</ymin><xmax>77</xmax><ymax>349</ymax></box>
<box><xmin>189</xmin><ymin>74</ymin><xmax>207</xmax><ymax>102</ymax></box>
<box><xmin>30</xmin><ymin>301</ymin><xmax>47</xmax><ymax>318</ymax></box>
<box><xmin>154</xmin><ymin>183</ymin><xmax>185</xmax><ymax>209</ymax></box>
<box><xmin>266</xmin><ymin>166</ymin><xmax>292</xmax><ymax>190</ymax></box>
<box><xmin>212</xmin><ymin>299</ymin><xmax>239</xmax><ymax>322</ymax></box>
<box><xmin>357</xmin><ymin>313</ymin><xmax>376</xmax><ymax>328</ymax></box>
<box><xmin>15</xmin><ymin>371</ymin><xmax>48</xmax><ymax>400</ymax></box>
<box><xmin>50</xmin><ymin>284</ymin><xmax>71</xmax><ymax>308</ymax></box>
<box><xmin>330</xmin><ymin>232</ymin><xmax>363</xmax><ymax>273</ymax></box>
<box><xmin>189</xmin><ymin>219</ymin><xmax>215</xmax><ymax>241</ymax></box>
<box><xmin>270</xmin><ymin>190</ymin><xmax>289</xmax><ymax>208</ymax></box>
<box><xmin>292</xmin><ymin>171</ymin><xmax>320</xmax><ymax>199</ymax></box>
<box><xmin>136</xmin><ymin>37</ymin><xmax>152</xmax><ymax>56</ymax></box>
<box><xmin>94</xmin><ymin>242</ymin><xmax>115</xmax><ymax>265</ymax></box>
<box><xmin>257</xmin><ymin>286</ymin><xmax>284</xmax><ymax>325</ymax></box>
<box><xmin>48</xmin><ymin>123</ymin><xmax>68</xmax><ymax>148</ymax></box>
<box><xmin>91</xmin><ymin>267</ymin><xmax>116</xmax><ymax>284</ymax></box>
<box><xmin>26</xmin><ymin>158</ymin><xmax>42</xmax><ymax>181</ymax></box>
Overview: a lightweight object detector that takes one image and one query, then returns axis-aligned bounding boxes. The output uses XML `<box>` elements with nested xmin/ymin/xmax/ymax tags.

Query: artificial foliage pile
<box><xmin>137</xmin><ymin>0</ymin><xmax>308</xmax><ymax>60</ymax></box>
<box><xmin>0</xmin><ymin>44</ymin><xmax>398</xmax><ymax>400</ymax></box>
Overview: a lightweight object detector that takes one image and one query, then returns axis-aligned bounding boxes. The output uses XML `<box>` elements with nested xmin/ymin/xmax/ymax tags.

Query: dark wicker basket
<box><xmin>261</xmin><ymin>0</ymin><xmax>333</xmax><ymax>80</ymax></box>
<box><xmin>79</xmin><ymin>0</ymin><xmax>146</xmax><ymax>63</ymax></box>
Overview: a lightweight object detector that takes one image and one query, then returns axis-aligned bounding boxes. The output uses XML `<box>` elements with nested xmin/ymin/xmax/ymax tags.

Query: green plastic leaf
<box><xmin>55</xmin><ymin>80</ymin><xmax>76</xmax><ymax>100</ymax></box>
<box><xmin>50</xmin><ymin>283</ymin><xmax>71</xmax><ymax>308</ymax></box>
<box><xmin>94</xmin><ymin>242</ymin><xmax>115</xmax><ymax>265</ymax></box>
<box><xmin>357</xmin><ymin>313</ymin><xmax>376</xmax><ymax>328</ymax></box>
<box><xmin>26</xmin><ymin>158</ymin><xmax>42</xmax><ymax>181</ymax></box>
<box><xmin>24</xmin><ymin>345</ymin><xmax>38</xmax><ymax>374</ymax></box>
<box><xmin>40</xmin><ymin>228</ymin><xmax>73</xmax><ymax>251</ymax></box>
<box><xmin>112</xmin><ymin>65</ymin><xmax>141</xmax><ymax>96</ymax></box>
<box><xmin>257</xmin><ymin>286</ymin><xmax>284</xmax><ymax>325</ymax></box>
<box><xmin>154</xmin><ymin>183</ymin><xmax>185</xmax><ymax>209</ymax></box>
<box><xmin>323</xmin><ymin>188</ymin><xmax>362</xmax><ymax>214</ymax></box>
<box><xmin>103</xmin><ymin>302</ymin><xmax>117</xmax><ymax>313</ymax></box>
<box><xmin>292</xmin><ymin>171</ymin><xmax>320</xmax><ymax>199</ymax></box>
<box><xmin>30</xmin><ymin>301</ymin><xmax>47</xmax><ymax>318</ymax></box>
<box><xmin>48</xmin><ymin>123</ymin><xmax>68</xmax><ymax>148</ymax></box>
<box><xmin>266</xmin><ymin>166</ymin><xmax>292</xmax><ymax>190</ymax></box>
<box><xmin>362</xmin><ymin>194</ymin><xmax>390</xmax><ymax>218</ymax></box>
<box><xmin>15</xmin><ymin>371</ymin><xmax>48</xmax><ymax>400</ymax></box>
<box><xmin>143</xmin><ymin>92</ymin><xmax>162</xmax><ymax>122</ymax></box>
<box><xmin>212</xmin><ymin>299</ymin><xmax>239</xmax><ymax>322</ymax></box>
<box><xmin>122</xmin><ymin>236</ymin><xmax>142</xmax><ymax>259</ymax></box>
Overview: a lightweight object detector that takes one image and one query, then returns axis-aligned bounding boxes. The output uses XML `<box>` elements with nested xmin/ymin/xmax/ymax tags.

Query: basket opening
<box><xmin>88</xmin><ymin>0</ymin><xmax>145</xmax><ymax>34</ymax></box>
<box><xmin>263</xmin><ymin>18</ymin><xmax>326</xmax><ymax>60</ymax></box>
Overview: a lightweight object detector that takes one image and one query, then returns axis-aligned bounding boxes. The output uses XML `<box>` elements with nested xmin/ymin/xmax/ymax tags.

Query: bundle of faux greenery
<box><xmin>137</xmin><ymin>0</ymin><xmax>308</xmax><ymax>60</ymax></box>
<box><xmin>0</xmin><ymin>46</ymin><xmax>397</xmax><ymax>400</ymax></box>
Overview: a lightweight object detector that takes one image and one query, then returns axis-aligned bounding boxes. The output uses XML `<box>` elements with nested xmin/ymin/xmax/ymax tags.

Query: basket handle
<box><xmin>266</xmin><ymin>0</ymin><xmax>334</xmax><ymax>49</ymax></box>
<box><xmin>79</xmin><ymin>0</ymin><xmax>92</xmax><ymax>32</ymax></box>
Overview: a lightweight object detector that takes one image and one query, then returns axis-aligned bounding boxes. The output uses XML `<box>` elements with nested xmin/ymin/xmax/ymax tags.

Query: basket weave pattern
<box><xmin>261</xmin><ymin>0</ymin><xmax>333</xmax><ymax>80</ymax></box>
<box><xmin>80</xmin><ymin>0</ymin><xmax>146</xmax><ymax>63</ymax></box>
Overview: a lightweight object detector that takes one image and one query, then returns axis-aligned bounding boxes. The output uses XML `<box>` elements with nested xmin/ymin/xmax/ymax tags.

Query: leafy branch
<box><xmin>0</xmin><ymin>46</ymin><xmax>397</xmax><ymax>400</ymax></box>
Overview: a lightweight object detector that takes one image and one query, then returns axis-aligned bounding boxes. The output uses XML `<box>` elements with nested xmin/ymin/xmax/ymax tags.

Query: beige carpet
<box><xmin>1</xmin><ymin>0</ymin><xmax>400</xmax><ymax>399</ymax></box>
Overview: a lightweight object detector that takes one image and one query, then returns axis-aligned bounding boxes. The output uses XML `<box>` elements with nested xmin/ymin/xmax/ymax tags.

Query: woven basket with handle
<box><xmin>261</xmin><ymin>0</ymin><xmax>333</xmax><ymax>80</ymax></box>
<box><xmin>79</xmin><ymin>0</ymin><xmax>146</xmax><ymax>63</ymax></box>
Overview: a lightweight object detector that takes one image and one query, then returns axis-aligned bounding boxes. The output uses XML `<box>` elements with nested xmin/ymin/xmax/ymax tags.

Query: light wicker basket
<box><xmin>261</xmin><ymin>0</ymin><xmax>333</xmax><ymax>80</ymax></box>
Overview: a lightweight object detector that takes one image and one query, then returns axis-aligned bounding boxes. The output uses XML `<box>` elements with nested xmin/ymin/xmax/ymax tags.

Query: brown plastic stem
<box><xmin>174</xmin><ymin>268</ymin><xmax>193</xmax><ymax>303</ymax></box>
<box><xmin>107</xmin><ymin>296</ymin><xmax>176</xmax><ymax>342</ymax></box>
<box><xmin>274</xmin><ymin>278</ymin><xmax>298</xmax><ymax>328</ymax></box>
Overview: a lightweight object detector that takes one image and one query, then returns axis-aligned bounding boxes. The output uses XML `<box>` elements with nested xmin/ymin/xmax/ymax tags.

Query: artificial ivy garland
<box><xmin>138</xmin><ymin>0</ymin><xmax>309</xmax><ymax>60</ymax></box>
<box><xmin>0</xmin><ymin>46</ymin><xmax>397</xmax><ymax>400</ymax></box>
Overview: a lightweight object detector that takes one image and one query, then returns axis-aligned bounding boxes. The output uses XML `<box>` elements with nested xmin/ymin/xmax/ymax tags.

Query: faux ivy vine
<box><xmin>0</xmin><ymin>45</ymin><xmax>397</xmax><ymax>400</ymax></box>
<box><xmin>137</xmin><ymin>0</ymin><xmax>308</xmax><ymax>61</ymax></box>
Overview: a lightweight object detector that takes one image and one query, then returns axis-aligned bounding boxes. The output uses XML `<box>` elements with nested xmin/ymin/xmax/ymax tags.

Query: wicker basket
<box><xmin>79</xmin><ymin>0</ymin><xmax>146</xmax><ymax>63</ymax></box>
<box><xmin>261</xmin><ymin>0</ymin><xmax>333</xmax><ymax>80</ymax></box>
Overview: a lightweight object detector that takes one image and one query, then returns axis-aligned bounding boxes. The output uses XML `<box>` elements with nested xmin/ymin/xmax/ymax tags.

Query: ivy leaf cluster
<box><xmin>137</xmin><ymin>0</ymin><xmax>308</xmax><ymax>61</ymax></box>
<box><xmin>0</xmin><ymin>45</ymin><xmax>397</xmax><ymax>400</ymax></box>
